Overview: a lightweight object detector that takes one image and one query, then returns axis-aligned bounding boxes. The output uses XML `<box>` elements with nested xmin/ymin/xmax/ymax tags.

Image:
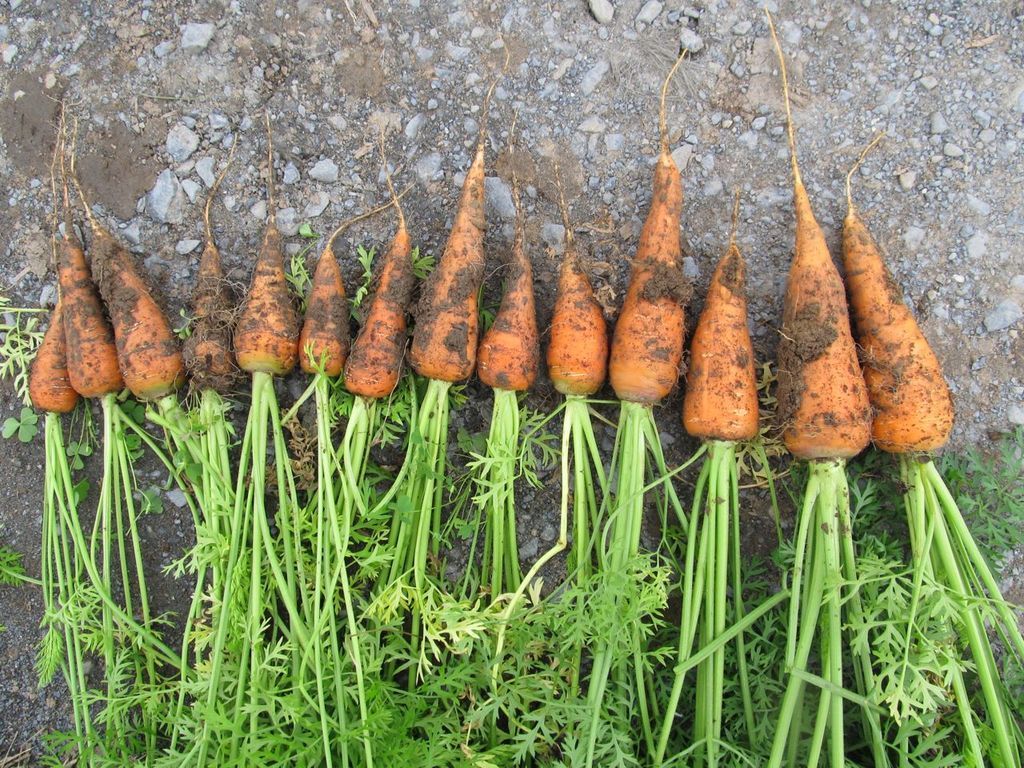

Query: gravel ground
<box><xmin>1</xmin><ymin>0</ymin><xmax>1023</xmax><ymax>756</ymax></box>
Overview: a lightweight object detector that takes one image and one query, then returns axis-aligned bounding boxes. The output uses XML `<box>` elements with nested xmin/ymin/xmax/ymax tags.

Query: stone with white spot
<box><xmin>309</xmin><ymin>158</ymin><xmax>339</xmax><ymax>183</ymax></box>
<box><xmin>180</xmin><ymin>22</ymin><xmax>215</xmax><ymax>53</ymax></box>
<box><xmin>635</xmin><ymin>0</ymin><xmax>663</xmax><ymax>25</ymax></box>
<box><xmin>588</xmin><ymin>0</ymin><xmax>614</xmax><ymax>24</ymax></box>
<box><xmin>147</xmin><ymin>170</ymin><xmax>187</xmax><ymax>224</ymax></box>
<box><xmin>166</xmin><ymin>124</ymin><xmax>200</xmax><ymax>162</ymax></box>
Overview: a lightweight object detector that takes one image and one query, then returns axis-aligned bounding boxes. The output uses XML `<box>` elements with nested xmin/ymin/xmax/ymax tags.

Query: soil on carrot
<box><xmin>783</xmin><ymin>302</ymin><xmax>839</xmax><ymax>364</ymax></box>
<box><xmin>414</xmin><ymin>258</ymin><xmax>484</xmax><ymax>357</ymax></box>
<box><xmin>638</xmin><ymin>259</ymin><xmax>692</xmax><ymax>306</ymax></box>
<box><xmin>718</xmin><ymin>247</ymin><xmax>745</xmax><ymax>297</ymax></box>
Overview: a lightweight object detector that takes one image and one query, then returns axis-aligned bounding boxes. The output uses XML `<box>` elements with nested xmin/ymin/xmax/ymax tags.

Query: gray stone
<box><xmin>180</xmin><ymin>22</ymin><xmax>215</xmax><ymax>53</ymax></box>
<box><xmin>195</xmin><ymin>156</ymin><xmax>216</xmax><ymax>187</ymax></box>
<box><xmin>732</xmin><ymin>20</ymin><xmax>752</xmax><ymax>35</ymax></box>
<box><xmin>250</xmin><ymin>200</ymin><xmax>267</xmax><ymax>220</ymax></box>
<box><xmin>181</xmin><ymin>178</ymin><xmax>201</xmax><ymax>203</ymax></box>
<box><xmin>485</xmin><ymin>176</ymin><xmax>516</xmax><ymax>220</ymax></box>
<box><xmin>154</xmin><ymin>41</ymin><xmax>175</xmax><ymax>58</ymax></box>
<box><xmin>984</xmin><ymin>299</ymin><xmax>1023</xmax><ymax>332</ymax></box>
<box><xmin>679</xmin><ymin>27</ymin><xmax>704</xmax><ymax>53</ymax></box>
<box><xmin>588</xmin><ymin>0</ymin><xmax>614</xmax><ymax>24</ymax></box>
<box><xmin>898</xmin><ymin>170</ymin><xmax>917</xmax><ymax>190</ymax></box>
<box><xmin>541</xmin><ymin>222</ymin><xmax>566</xmax><ymax>253</ymax></box>
<box><xmin>579</xmin><ymin>115</ymin><xmax>606</xmax><ymax>133</ymax></box>
<box><xmin>122</xmin><ymin>221</ymin><xmax>141</xmax><ymax>245</ymax></box>
<box><xmin>671</xmin><ymin>143</ymin><xmax>693</xmax><ymax>170</ymax></box>
<box><xmin>282</xmin><ymin>161</ymin><xmax>299</xmax><ymax>185</ymax></box>
<box><xmin>605</xmin><ymin>132</ymin><xmax>625</xmax><ymax>151</ymax></box>
<box><xmin>902</xmin><ymin>225</ymin><xmax>925</xmax><ymax>251</ymax></box>
<box><xmin>446</xmin><ymin>42</ymin><xmax>471</xmax><ymax>61</ymax></box>
<box><xmin>405</xmin><ymin>112</ymin><xmax>426</xmax><ymax>140</ymax></box>
<box><xmin>147</xmin><ymin>170</ymin><xmax>187</xmax><ymax>224</ymax></box>
<box><xmin>166</xmin><ymin>124</ymin><xmax>200</xmax><ymax>162</ymax></box>
<box><xmin>702</xmin><ymin>177</ymin><xmax>723</xmax><ymax>196</ymax></box>
<box><xmin>635</xmin><ymin>0</ymin><xmax>663</xmax><ymax>25</ymax></box>
<box><xmin>1007</xmin><ymin>404</ymin><xmax>1024</xmax><ymax>427</ymax></box>
<box><xmin>929</xmin><ymin>111</ymin><xmax>948</xmax><ymax>135</ymax></box>
<box><xmin>277</xmin><ymin>207</ymin><xmax>299</xmax><ymax>237</ymax></box>
<box><xmin>966</xmin><ymin>194</ymin><xmax>990</xmax><ymax>217</ymax></box>
<box><xmin>415</xmin><ymin>152</ymin><xmax>442</xmax><ymax>182</ymax></box>
<box><xmin>39</xmin><ymin>283</ymin><xmax>57</xmax><ymax>308</ymax></box>
<box><xmin>581</xmin><ymin>59</ymin><xmax>609</xmax><ymax>96</ymax></box>
<box><xmin>176</xmin><ymin>239</ymin><xmax>201</xmax><ymax>254</ymax></box>
<box><xmin>962</xmin><ymin>233</ymin><xmax>987</xmax><ymax>260</ymax></box>
<box><xmin>309</xmin><ymin>158</ymin><xmax>339</xmax><ymax>183</ymax></box>
<box><xmin>943</xmin><ymin>143</ymin><xmax>964</xmax><ymax>157</ymax></box>
<box><xmin>304</xmin><ymin>191</ymin><xmax>330</xmax><ymax>219</ymax></box>
<box><xmin>208</xmin><ymin>112</ymin><xmax>229</xmax><ymax>130</ymax></box>
<box><xmin>738</xmin><ymin>130</ymin><xmax>758</xmax><ymax>150</ymax></box>
<box><xmin>166</xmin><ymin>488</ymin><xmax>188</xmax><ymax>508</ymax></box>
<box><xmin>682</xmin><ymin>256</ymin><xmax>699</xmax><ymax>280</ymax></box>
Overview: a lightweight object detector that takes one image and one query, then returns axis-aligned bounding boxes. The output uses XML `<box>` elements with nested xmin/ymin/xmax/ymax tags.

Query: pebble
<box><xmin>304</xmin><ymin>191</ymin><xmax>330</xmax><ymax>218</ymax></box>
<box><xmin>180</xmin><ymin>22</ymin><xmax>215</xmax><ymax>53</ymax></box>
<box><xmin>581</xmin><ymin>59</ymin><xmax>609</xmax><ymax>96</ymax></box>
<box><xmin>979</xmin><ymin>128</ymin><xmax>996</xmax><ymax>143</ymax></box>
<box><xmin>415</xmin><ymin>152</ymin><xmax>442</xmax><ymax>182</ymax></box>
<box><xmin>943</xmin><ymin>142</ymin><xmax>964</xmax><ymax>157</ymax></box>
<box><xmin>122</xmin><ymin>221</ymin><xmax>141</xmax><ymax>245</ymax></box>
<box><xmin>579</xmin><ymin>115</ymin><xmax>606</xmax><ymax>133</ymax></box>
<box><xmin>635</xmin><ymin>0</ymin><xmax>663</xmax><ymax>25</ymax></box>
<box><xmin>309</xmin><ymin>158</ymin><xmax>339</xmax><ymax>183</ymax></box>
<box><xmin>1007</xmin><ymin>404</ymin><xmax>1024</xmax><ymax>427</ymax></box>
<box><xmin>250</xmin><ymin>200</ymin><xmax>267</xmax><ymax>220</ymax></box>
<box><xmin>445</xmin><ymin>42</ymin><xmax>471</xmax><ymax>61</ymax></box>
<box><xmin>679</xmin><ymin>27</ymin><xmax>704</xmax><ymax>53</ymax></box>
<box><xmin>166</xmin><ymin>124</ymin><xmax>200</xmax><ymax>162</ymax></box>
<box><xmin>605</xmin><ymin>132</ymin><xmax>625</xmax><ymax>151</ymax></box>
<box><xmin>282</xmin><ymin>161</ymin><xmax>299</xmax><ymax>185</ymax></box>
<box><xmin>405</xmin><ymin>112</ymin><xmax>426</xmax><ymax>140</ymax></box>
<box><xmin>588</xmin><ymin>0</ymin><xmax>614</xmax><ymax>25</ymax></box>
<box><xmin>277</xmin><ymin>207</ymin><xmax>299</xmax><ymax>237</ymax></box>
<box><xmin>902</xmin><ymin>225</ymin><xmax>925</xmax><ymax>251</ymax></box>
<box><xmin>737</xmin><ymin>130</ymin><xmax>758</xmax><ymax>150</ymax></box>
<box><xmin>929</xmin><ymin>111</ymin><xmax>948</xmax><ymax>135</ymax></box>
<box><xmin>166</xmin><ymin>488</ymin><xmax>187</xmax><ymax>508</ymax></box>
<box><xmin>671</xmin><ymin>143</ymin><xmax>693</xmax><ymax>170</ymax></box>
<box><xmin>732</xmin><ymin>20</ymin><xmax>752</xmax><ymax>35</ymax></box>
<box><xmin>154</xmin><ymin>40</ymin><xmax>175</xmax><ymax>58</ymax></box>
<box><xmin>898</xmin><ymin>170</ymin><xmax>917</xmax><ymax>190</ymax></box>
<box><xmin>195</xmin><ymin>156</ymin><xmax>216</xmax><ymax>187</ymax></box>
<box><xmin>541</xmin><ymin>222</ymin><xmax>566</xmax><ymax>253</ymax></box>
<box><xmin>702</xmin><ymin>177</ymin><xmax>723</xmax><ymax>196</ymax></box>
<box><xmin>181</xmin><ymin>178</ymin><xmax>201</xmax><ymax>203</ymax></box>
<box><xmin>984</xmin><ymin>299</ymin><xmax>1023</xmax><ymax>333</ymax></box>
<box><xmin>39</xmin><ymin>284</ymin><xmax>57</xmax><ymax>308</ymax></box>
<box><xmin>2</xmin><ymin>45</ymin><xmax>18</xmax><ymax>65</ymax></box>
<box><xmin>208</xmin><ymin>112</ymin><xmax>229</xmax><ymax>130</ymax></box>
<box><xmin>965</xmin><ymin>194</ymin><xmax>990</xmax><ymax>216</ymax></box>
<box><xmin>682</xmin><ymin>256</ymin><xmax>699</xmax><ymax>280</ymax></box>
<box><xmin>966</xmin><ymin>232</ymin><xmax>988</xmax><ymax>259</ymax></box>
<box><xmin>147</xmin><ymin>170</ymin><xmax>187</xmax><ymax>224</ymax></box>
<box><xmin>176</xmin><ymin>239</ymin><xmax>201</xmax><ymax>254</ymax></box>
<box><xmin>919</xmin><ymin>75</ymin><xmax>939</xmax><ymax>90</ymax></box>
<box><xmin>751</xmin><ymin>116</ymin><xmax>767</xmax><ymax>131</ymax></box>
<box><xmin>485</xmin><ymin>176</ymin><xmax>516</xmax><ymax>220</ymax></box>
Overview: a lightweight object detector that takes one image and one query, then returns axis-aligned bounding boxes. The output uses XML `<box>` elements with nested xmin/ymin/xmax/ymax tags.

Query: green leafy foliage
<box><xmin>0</xmin><ymin>296</ymin><xmax>45</xmax><ymax>405</ymax></box>
<box><xmin>3</xmin><ymin>405</ymin><xmax>39</xmax><ymax>442</ymax></box>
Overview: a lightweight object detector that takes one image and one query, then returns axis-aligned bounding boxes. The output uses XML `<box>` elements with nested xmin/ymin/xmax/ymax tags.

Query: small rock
<box><xmin>679</xmin><ymin>27</ymin><xmax>704</xmax><ymax>53</ymax></box>
<box><xmin>166</xmin><ymin>124</ymin><xmax>200</xmax><ymax>162</ymax></box>
<box><xmin>405</xmin><ymin>112</ymin><xmax>426</xmax><ymax>140</ymax></box>
<box><xmin>965</xmin><ymin>232</ymin><xmax>988</xmax><ymax>259</ymax></box>
<box><xmin>181</xmin><ymin>179</ymin><xmax>201</xmax><ymax>203</ymax></box>
<box><xmin>541</xmin><ymin>222</ymin><xmax>566</xmax><ymax>253</ymax></box>
<box><xmin>605</xmin><ymin>133</ymin><xmax>625</xmax><ymax>151</ymax></box>
<box><xmin>250</xmin><ymin>200</ymin><xmax>267</xmax><ymax>220</ymax></box>
<box><xmin>943</xmin><ymin>142</ymin><xmax>964</xmax><ymax>157</ymax></box>
<box><xmin>635</xmin><ymin>0</ymin><xmax>663</xmax><ymax>25</ymax></box>
<box><xmin>929</xmin><ymin>111</ymin><xmax>948</xmax><ymax>135</ymax></box>
<box><xmin>898</xmin><ymin>170</ymin><xmax>917</xmax><ymax>190</ymax></box>
<box><xmin>147</xmin><ymin>170</ymin><xmax>187</xmax><ymax>224</ymax></box>
<box><xmin>965</xmin><ymin>194</ymin><xmax>990</xmax><ymax>216</ymax></box>
<box><xmin>751</xmin><ymin>116</ymin><xmax>767</xmax><ymax>131</ymax></box>
<box><xmin>671</xmin><ymin>143</ymin><xmax>693</xmax><ymax>170</ymax></box>
<box><xmin>304</xmin><ymin>191</ymin><xmax>330</xmax><ymax>219</ymax></box>
<box><xmin>682</xmin><ymin>256</ymin><xmax>699</xmax><ymax>280</ymax></box>
<box><xmin>39</xmin><ymin>284</ymin><xmax>57</xmax><ymax>308</ymax></box>
<box><xmin>1007</xmin><ymin>404</ymin><xmax>1024</xmax><ymax>427</ymax></box>
<box><xmin>984</xmin><ymin>299</ymin><xmax>1023</xmax><ymax>333</ymax></box>
<box><xmin>166</xmin><ymin>488</ymin><xmax>188</xmax><ymax>508</ymax></box>
<box><xmin>484</xmin><ymin>176</ymin><xmax>515</xmax><ymax>219</ymax></box>
<box><xmin>589</xmin><ymin>0</ymin><xmax>614</xmax><ymax>24</ymax></box>
<box><xmin>176</xmin><ymin>239</ymin><xmax>201</xmax><ymax>254</ymax></box>
<box><xmin>737</xmin><ymin>130</ymin><xmax>758</xmax><ymax>150</ymax></box>
<box><xmin>195</xmin><ymin>156</ymin><xmax>216</xmax><ymax>187</ymax></box>
<box><xmin>902</xmin><ymin>225</ymin><xmax>926</xmax><ymax>251</ymax></box>
<box><xmin>309</xmin><ymin>158</ymin><xmax>339</xmax><ymax>183</ymax></box>
<box><xmin>919</xmin><ymin>75</ymin><xmax>939</xmax><ymax>90</ymax></box>
<box><xmin>579</xmin><ymin>116</ymin><xmax>606</xmax><ymax>133</ymax></box>
<box><xmin>154</xmin><ymin>40</ymin><xmax>175</xmax><ymax>58</ymax></box>
<box><xmin>277</xmin><ymin>207</ymin><xmax>299</xmax><ymax>237</ymax></box>
<box><xmin>415</xmin><ymin>152</ymin><xmax>442</xmax><ymax>182</ymax></box>
<box><xmin>581</xmin><ymin>59</ymin><xmax>609</xmax><ymax>96</ymax></box>
<box><xmin>979</xmin><ymin>128</ymin><xmax>996</xmax><ymax>143</ymax></box>
<box><xmin>702</xmin><ymin>177</ymin><xmax>724</xmax><ymax>196</ymax></box>
<box><xmin>732</xmin><ymin>20</ymin><xmax>753</xmax><ymax>35</ymax></box>
<box><xmin>282</xmin><ymin>161</ymin><xmax>299</xmax><ymax>185</ymax></box>
<box><xmin>121</xmin><ymin>221</ymin><xmax>142</xmax><ymax>245</ymax></box>
<box><xmin>445</xmin><ymin>42</ymin><xmax>471</xmax><ymax>61</ymax></box>
<box><xmin>180</xmin><ymin>22</ymin><xmax>215</xmax><ymax>53</ymax></box>
<box><xmin>2</xmin><ymin>45</ymin><xmax>18</xmax><ymax>65</ymax></box>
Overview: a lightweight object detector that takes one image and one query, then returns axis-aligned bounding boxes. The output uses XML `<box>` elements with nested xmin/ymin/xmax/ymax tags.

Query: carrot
<box><xmin>547</xmin><ymin>169</ymin><xmax>608</xmax><ymax>396</ymax></box>
<box><xmin>607</xmin><ymin>56</ymin><xmax>690</xmax><ymax>405</ymax></box>
<box><xmin>407</xmin><ymin>70</ymin><xmax>503</xmax><ymax>383</ymax></box>
<box><xmin>683</xmin><ymin>197</ymin><xmax>758</xmax><ymax>442</ymax></box>
<box><xmin>234</xmin><ymin>117</ymin><xmax>300</xmax><ymax>375</ymax></box>
<box><xmin>298</xmin><ymin>200</ymin><xmax>399</xmax><ymax>377</ymax></box>
<box><xmin>344</xmin><ymin>154</ymin><xmax>415</xmax><ymax>399</ymax></box>
<box><xmin>476</xmin><ymin>138</ymin><xmax>539</xmax><ymax>392</ymax></box>
<box><xmin>56</xmin><ymin>174</ymin><xmax>122</xmax><ymax>398</ymax></box>
<box><xmin>768</xmin><ymin>21</ymin><xmax>871</xmax><ymax>461</ymax></box>
<box><xmin>842</xmin><ymin>147</ymin><xmax>953</xmax><ymax>454</ymax></box>
<box><xmin>184</xmin><ymin>148</ymin><xmax>239</xmax><ymax>393</ymax></box>
<box><xmin>29</xmin><ymin>301</ymin><xmax>79</xmax><ymax>414</ymax></box>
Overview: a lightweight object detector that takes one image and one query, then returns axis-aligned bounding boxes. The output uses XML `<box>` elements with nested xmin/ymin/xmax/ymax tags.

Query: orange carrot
<box><xmin>843</xmin><ymin>145</ymin><xmax>953</xmax><ymax>454</ymax></box>
<box><xmin>30</xmin><ymin>300</ymin><xmax>80</xmax><ymax>414</ymax></box>
<box><xmin>476</xmin><ymin>141</ymin><xmax>538</xmax><ymax>392</ymax></box>
<box><xmin>683</xmin><ymin>197</ymin><xmax>759</xmax><ymax>441</ymax></box>
<box><xmin>547</xmin><ymin>168</ymin><xmax>608</xmax><ymax>396</ymax></box>
<box><xmin>184</xmin><ymin>151</ymin><xmax>239</xmax><ymax>393</ymax></box>
<box><xmin>768</xmin><ymin>19</ymin><xmax>871</xmax><ymax>460</ymax></box>
<box><xmin>608</xmin><ymin>57</ymin><xmax>690</xmax><ymax>404</ymax></box>
<box><xmin>234</xmin><ymin>118</ymin><xmax>299</xmax><ymax>376</ymax></box>
<box><xmin>344</xmin><ymin>158</ymin><xmax>414</xmax><ymax>399</ymax></box>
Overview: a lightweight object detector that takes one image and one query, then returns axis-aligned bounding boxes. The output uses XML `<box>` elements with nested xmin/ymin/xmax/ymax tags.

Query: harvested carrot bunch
<box><xmin>844</xmin><ymin>139</ymin><xmax>1024</xmax><ymax>766</ymax></box>
<box><xmin>764</xmin><ymin>15</ymin><xmax>888</xmax><ymax>768</ymax></box>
